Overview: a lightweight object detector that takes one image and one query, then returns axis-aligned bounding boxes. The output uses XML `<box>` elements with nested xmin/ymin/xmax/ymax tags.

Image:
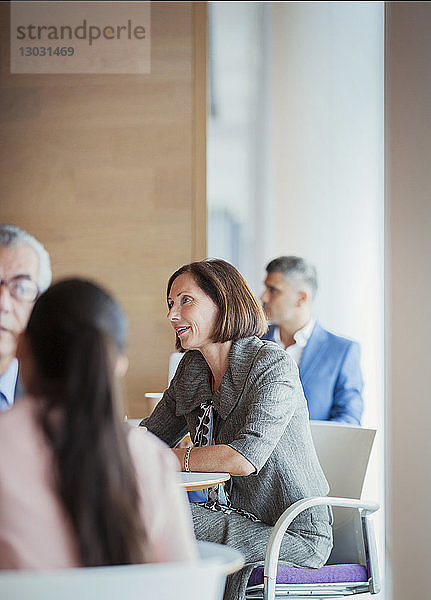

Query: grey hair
<box><xmin>266</xmin><ymin>256</ymin><xmax>318</xmax><ymax>300</ymax></box>
<box><xmin>0</xmin><ymin>224</ymin><xmax>52</xmax><ymax>293</ymax></box>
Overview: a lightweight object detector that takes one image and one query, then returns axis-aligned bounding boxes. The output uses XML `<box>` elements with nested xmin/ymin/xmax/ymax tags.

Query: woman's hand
<box><xmin>172</xmin><ymin>444</ymin><xmax>255</xmax><ymax>476</ymax></box>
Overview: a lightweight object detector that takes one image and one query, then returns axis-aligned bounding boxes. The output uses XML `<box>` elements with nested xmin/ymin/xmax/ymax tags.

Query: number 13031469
<box><xmin>18</xmin><ymin>46</ymin><xmax>75</xmax><ymax>57</ymax></box>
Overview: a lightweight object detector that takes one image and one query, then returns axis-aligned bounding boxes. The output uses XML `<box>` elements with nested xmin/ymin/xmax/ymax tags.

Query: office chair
<box><xmin>245</xmin><ymin>421</ymin><xmax>381</xmax><ymax>600</ymax></box>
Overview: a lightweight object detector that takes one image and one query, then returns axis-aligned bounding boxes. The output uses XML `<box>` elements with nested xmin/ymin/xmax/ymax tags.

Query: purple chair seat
<box><xmin>248</xmin><ymin>563</ymin><xmax>368</xmax><ymax>586</ymax></box>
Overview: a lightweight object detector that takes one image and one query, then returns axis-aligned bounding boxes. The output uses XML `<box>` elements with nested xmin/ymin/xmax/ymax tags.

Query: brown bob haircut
<box><xmin>167</xmin><ymin>259</ymin><xmax>268</xmax><ymax>351</ymax></box>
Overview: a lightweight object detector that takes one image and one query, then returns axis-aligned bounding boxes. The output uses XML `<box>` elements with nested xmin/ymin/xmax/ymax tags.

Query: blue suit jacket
<box><xmin>261</xmin><ymin>322</ymin><xmax>363</xmax><ymax>424</ymax></box>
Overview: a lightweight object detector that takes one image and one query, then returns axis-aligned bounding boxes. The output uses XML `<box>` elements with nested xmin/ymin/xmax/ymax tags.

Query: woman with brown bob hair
<box><xmin>168</xmin><ymin>258</ymin><xmax>268</xmax><ymax>349</ymax></box>
<box><xmin>141</xmin><ymin>259</ymin><xmax>332</xmax><ymax>600</ymax></box>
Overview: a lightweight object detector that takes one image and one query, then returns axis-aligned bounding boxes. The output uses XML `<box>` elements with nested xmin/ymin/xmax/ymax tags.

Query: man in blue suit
<box><xmin>260</xmin><ymin>256</ymin><xmax>363</xmax><ymax>424</ymax></box>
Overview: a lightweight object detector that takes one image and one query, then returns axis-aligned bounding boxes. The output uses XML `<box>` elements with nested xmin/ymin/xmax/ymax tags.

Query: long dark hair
<box><xmin>25</xmin><ymin>278</ymin><xmax>146</xmax><ymax>566</ymax></box>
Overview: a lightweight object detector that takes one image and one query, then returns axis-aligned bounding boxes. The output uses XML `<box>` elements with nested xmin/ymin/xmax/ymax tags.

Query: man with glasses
<box><xmin>261</xmin><ymin>256</ymin><xmax>363</xmax><ymax>424</ymax></box>
<box><xmin>0</xmin><ymin>224</ymin><xmax>51</xmax><ymax>411</ymax></box>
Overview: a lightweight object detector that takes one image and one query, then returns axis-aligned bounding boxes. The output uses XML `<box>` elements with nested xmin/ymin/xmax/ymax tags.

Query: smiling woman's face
<box><xmin>167</xmin><ymin>272</ymin><xmax>219</xmax><ymax>352</ymax></box>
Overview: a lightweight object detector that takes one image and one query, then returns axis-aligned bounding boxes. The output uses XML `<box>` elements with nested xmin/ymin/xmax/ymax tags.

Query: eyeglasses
<box><xmin>0</xmin><ymin>277</ymin><xmax>39</xmax><ymax>302</ymax></box>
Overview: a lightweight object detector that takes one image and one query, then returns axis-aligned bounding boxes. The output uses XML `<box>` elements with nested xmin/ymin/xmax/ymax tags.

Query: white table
<box><xmin>179</xmin><ymin>472</ymin><xmax>230</xmax><ymax>491</ymax></box>
<box><xmin>197</xmin><ymin>541</ymin><xmax>245</xmax><ymax>576</ymax></box>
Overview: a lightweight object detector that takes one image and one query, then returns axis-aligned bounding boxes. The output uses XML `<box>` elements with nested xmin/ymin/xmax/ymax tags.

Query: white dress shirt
<box><xmin>0</xmin><ymin>358</ymin><xmax>18</xmax><ymax>411</ymax></box>
<box><xmin>272</xmin><ymin>318</ymin><xmax>315</xmax><ymax>365</ymax></box>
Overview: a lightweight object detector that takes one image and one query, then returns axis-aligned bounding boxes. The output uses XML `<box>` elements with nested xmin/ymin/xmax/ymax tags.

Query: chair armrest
<box><xmin>264</xmin><ymin>496</ymin><xmax>379</xmax><ymax>589</ymax></box>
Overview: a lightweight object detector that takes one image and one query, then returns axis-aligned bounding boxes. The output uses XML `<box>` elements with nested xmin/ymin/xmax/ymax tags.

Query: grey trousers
<box><xmin>191</xmin><ymin>505</ymin><xmax>332</xmax><ymax>600</ymax></box>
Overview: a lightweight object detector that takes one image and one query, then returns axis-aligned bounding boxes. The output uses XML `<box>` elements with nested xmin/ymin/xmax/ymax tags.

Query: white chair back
<box><xmin>310</xmin><ymin>421</ymin><xmax>376</xmax><ymax>565</ymax></box>
<box><xmin>197</xmin><ymin>540</ymin><xmax>245</xmax><ymax>575</ymax></box>
<box><xmin>0</xmin><ymin>542</ymin><xmax>244</xmax><ymax>600</ymax></box>
<box><xmin>0</xmin><ymin>557</ymin><xmax>225</xmax><ymax>600</ymax></box>
<box><xmin>310</xmin><ymin>421</ymin><xmax>375</xmax><ymax>498</ymax></box>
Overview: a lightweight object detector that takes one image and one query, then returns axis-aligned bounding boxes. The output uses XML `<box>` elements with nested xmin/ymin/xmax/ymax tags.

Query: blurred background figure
<box><xmin>0</xmin><ymin>223</ymin><xmax>51</xmax><ymax>411</ymax></box>
<box><xmin>261</xmin><ymin>256</ymin><xmax>363</xmax><ymax>424</ymax></box>
<box><xmin>0</xmin><ymin>278</ymin><xmax>196</xmax><ymax>569</ymax></box>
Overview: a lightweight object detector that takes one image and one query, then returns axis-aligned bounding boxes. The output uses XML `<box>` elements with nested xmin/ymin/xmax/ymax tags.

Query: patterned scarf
<box><xmin>192</xmin><ymin>401</ymin><xmax>260</xmax><ymax>522</ymax></box>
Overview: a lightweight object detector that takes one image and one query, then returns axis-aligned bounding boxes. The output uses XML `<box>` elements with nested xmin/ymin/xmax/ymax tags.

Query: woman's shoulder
<box><xmin>0</xmin><ymin>396</ymin><xmax>53</xmax><ymax>485</ymax></box>
<box><xmin>175</xmin><ymin>349</ymin><xmax>204</xmax><ymax>369</ymax></box>
<box><xmin>234</xmin><ymin>336</ymin><xmax>297</xmax><ymax>371</ymax></box>
<box><xmin>226</xmin><ymin>337</ymin><xmax>300</xmax><ymax>393</ymax></box>
<box><xmin>0</xmin><ymin>395</ymin><xmax>41</xmax><ymax>436</ymax></box>
<box><xmin>169</xmin><ymin>349</ymin><xmax>209</xmax><ymax>387</ymax></box>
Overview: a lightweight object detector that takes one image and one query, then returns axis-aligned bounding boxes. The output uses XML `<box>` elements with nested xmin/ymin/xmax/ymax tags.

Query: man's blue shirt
<box><xmin>0</xmin><ymin>358</ymin><xmax>19</xmax><ymax>411</ymax></box>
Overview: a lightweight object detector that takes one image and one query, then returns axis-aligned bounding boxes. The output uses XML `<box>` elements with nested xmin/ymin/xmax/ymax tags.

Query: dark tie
<box><xmin>0</xmin><ymin>392</ymin><xmax>10</xmax><ymax>411</ymax></box>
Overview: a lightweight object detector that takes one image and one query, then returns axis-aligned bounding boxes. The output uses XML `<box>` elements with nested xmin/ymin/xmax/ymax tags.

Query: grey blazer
<box><xmin>143</xmin><ymin>336</ymin><xmax>330</xmax><ymax>533</ymax></box>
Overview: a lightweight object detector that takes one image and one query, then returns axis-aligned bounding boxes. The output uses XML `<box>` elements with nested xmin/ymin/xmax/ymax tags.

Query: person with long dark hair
<box><xmin>0</xmin><ymin>278</ymin><xmax>196</xmax><ymax>569</ymax></box>
<box><xmin>141</xmin><ymin>259</ymin><xmax>332</xmax><ymax>600</ymax></box>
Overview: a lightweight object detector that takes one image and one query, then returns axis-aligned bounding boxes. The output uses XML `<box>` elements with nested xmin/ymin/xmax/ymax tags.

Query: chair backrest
<box><xmin>310</xmin><ymin>421</ymin><xmax>375</xmax><ymax>499</ymax></box>
<box><xmin>0</xmin><ymin>559</ymin><xmax>225</xmax><ymax>600</ymax></box>
<box><xmin>168</xmin><ymin>352</ymin><xmax>184</xmax><ymax>385</ymax></box>
<box><xmin>310</xmin><ymin>421</ymin><xmax>376</xmax><ymax>565</ymax></box>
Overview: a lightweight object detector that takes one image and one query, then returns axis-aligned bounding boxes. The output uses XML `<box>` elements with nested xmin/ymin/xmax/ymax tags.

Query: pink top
<box><xmin>0</xmin><ymin>396</ymin><xmax>197</xmax><ymax>570</ymax></box>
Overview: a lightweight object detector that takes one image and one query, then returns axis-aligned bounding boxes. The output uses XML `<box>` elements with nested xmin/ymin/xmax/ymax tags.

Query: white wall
<box><xmin>207</xmin><ymin>2</ymin><xmax>268</xmax><ymax>291</ymax></box>
<box><xmin>269</xmin><ymin>2</ymin><xmax>385</xmax><ymax>592</ymax></box>
<box><xmin>208</xmin><ymin>0</ymin><xmax>384</xmax><ymax>499</ymax></box>
<box><xmin>207</xmin><ymin>3</ymin><xmax>431</xmax><ymax>597</ymax></box>
<box><xmin>270</xmin><ymin>1</ymin><xmax>384</xmax><ymax>428</ymax></box>
<box><xmin>385</xmin><ymin>4</ymin><xmax>431</xmax><ymax>598</ymax></box>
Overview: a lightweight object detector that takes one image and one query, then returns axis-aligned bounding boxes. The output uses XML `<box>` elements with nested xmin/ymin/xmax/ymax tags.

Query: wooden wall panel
<box><xmin>0</xmin><ymin>2</ymin><xmax>207</xmax><ymax>417</ymax></box>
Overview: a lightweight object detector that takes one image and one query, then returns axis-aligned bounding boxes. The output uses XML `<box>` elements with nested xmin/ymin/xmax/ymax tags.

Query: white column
<box><xmin>385</xmin><ymin>3</ymin><xmax>431</xmax><ymax>598</ymax></box>
<box><xmin>270</xmin><ymin>4</ymin><xmax>385</xmax><ymax>589</ymax></box>
<box><xmin>270</xmin><ymin>1</ymin><xmax>384</xmax><ymax>427</ymax></box>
